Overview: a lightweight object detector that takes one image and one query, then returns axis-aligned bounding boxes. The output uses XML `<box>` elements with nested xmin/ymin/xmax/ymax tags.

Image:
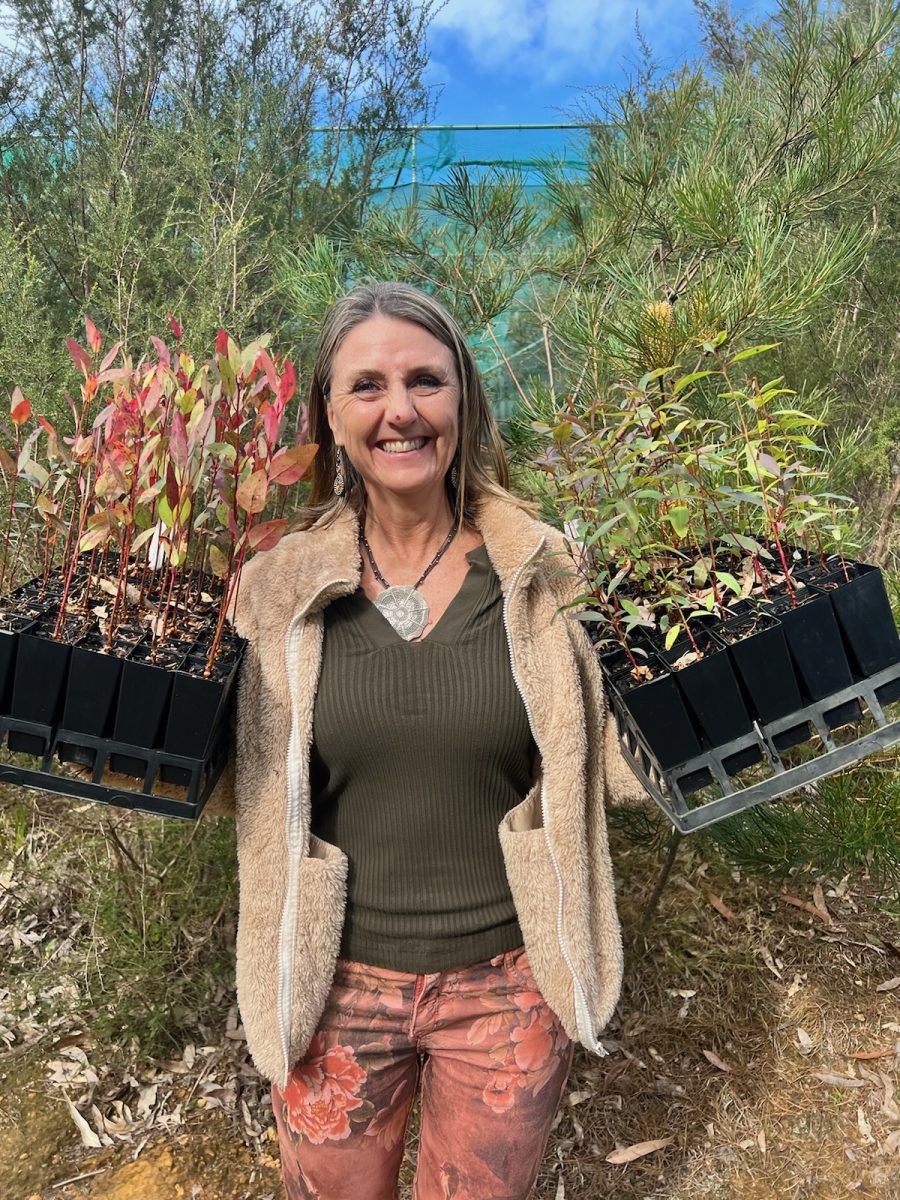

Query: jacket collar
<box><xmin>236</xmin><ymin>494</ymin><xmax>552</xmax><ymax>631</ymax></box>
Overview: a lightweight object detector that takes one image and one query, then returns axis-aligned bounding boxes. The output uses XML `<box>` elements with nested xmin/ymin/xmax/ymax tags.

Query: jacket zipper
<box><xmin>277</xmin><ymin>579</ymin><xmax>353</xmax><ymax>1086</ymax></box>
<box><xmin>501</xmin><ymin>544</ymin><xmax>606</xmax><ymax>1056</ymax></box>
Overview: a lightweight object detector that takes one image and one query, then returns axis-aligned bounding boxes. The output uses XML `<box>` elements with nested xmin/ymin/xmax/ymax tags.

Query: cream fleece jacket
<box><xmin>208</xmin><ymin>495</ymin><xmax>646</xmax><ymax>1085</ymax></box>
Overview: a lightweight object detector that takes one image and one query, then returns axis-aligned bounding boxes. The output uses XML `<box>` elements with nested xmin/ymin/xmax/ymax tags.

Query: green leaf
<box><xmin>219</xmin><ymin>356</ymin><xmax>237</xmax><ymax>398</ymax></box>
<box><xmin>728</xmin><ymin>343</ymin><xmax>780</xmax><ymax>364</ymax></box>
<box><xmin>207</xmin><ymin>441</ymin><xmax>237</xmax><ymax>465</ymax></box>
<box><xmin>673</xmin><ymin>370</ymin><xmax>716</xmax><ymax>395</ymax></box>
<box><xmin>666</xmin><ymin>506</ymin><xmax>691</xmax><ymax>537</ymax></box>
<box><xmin>664</xmin><ymin>624</ymin><xmax>681</xmax><ymax>651</ymax></box>
<box><xmin>208</xmin><ymin>544</ymin><xmax>228</xmax><ymax>578</ymax></box>
<box><xmin>638</xmin><ymin>365</ymin><xmax>679</xmax><ymax>390</ymax></box>
<box><xmin>713</xmin><ymin>571</ymin><xmax>742</xmax><ymax>596</ymax></box>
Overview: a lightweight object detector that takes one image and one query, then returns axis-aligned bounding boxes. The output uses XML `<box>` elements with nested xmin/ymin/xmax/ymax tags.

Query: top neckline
<box><xmin>333</xmin><ymin>543</ymin><xmax>496</xmax><ymax>647</ymax></box>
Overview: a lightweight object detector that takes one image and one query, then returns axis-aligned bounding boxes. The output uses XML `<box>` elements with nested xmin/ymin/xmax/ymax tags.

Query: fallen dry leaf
<box><xmin>857</xmin><ymin>1107</ymin><xmax>874</xmax><ymax>1143</ymax></box>
<box><xmin>62</xmin><ymin>1092</ymin><xmax>103</xmax><ymax>1149</ymax></box>
<box><xmin>787</xmin><ymin>973</ymin><xmax>806</xmax><ymax>998</ymax></box>
<box><xmin>813</xmin><ymin>1072</ymin><xmax>867</xmax><ymax>1088</ymax></box>
<box><xmin>757</xmin><ymin>1129</ymin><xmax>767</xmax><ymax>1153</ymax></box>
<box><xmin>878</xmin><ymin>1071</ymin><xmax>900</xmax><ymax>1121</ymax></box>
<box><xmin>885</xmin><ymin>1129</ymin><xmax>900</xmax><ymax>1155</ymax></box>
<box><xmin>797</xmin><ymin>1029</ymin><xmax>815</xmax><ymax>1054</ymax></box>
<box><xmin>876</xmin><ymin>977</ymin><xmax>900</xmax><ymax>993</ymax></box>
<box><xmin>702</xmin><ymin>1049</ymin><xmax>733</xmax><ymax>1073</ymax></box>
<box><xmin>760</xmin><ymin>947</ymin><xmax>783</xmax><ymax>979</ymax></box>
<box><xmin>782</xmin><ymin>892</ymin><xmax>831</xmax><ymax>924</ymax></box>
<box><xmin>849</xmin><ymin>1047</ymin><xmax>896</xmax><ymax>1060</ymax></box>
<box><xmin>812</xmin><ymin>883</ymin><xmax>833</xmax><ymax>925</ymax></box>
<box><xmin>605</xmin><ymin>1136</ymin><xmax>674</xmax><ymax>1165</ymax></box>
<box><xmin>707</xmin><ymin>891</ymin><xmax>736</xmax><ymax>921</ymax></box>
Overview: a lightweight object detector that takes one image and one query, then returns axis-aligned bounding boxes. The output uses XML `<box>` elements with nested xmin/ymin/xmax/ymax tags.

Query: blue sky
<box><xmin>426</xmin><ymin>0</ymin><xmax>765</xmax><ymax>125</ymax></box>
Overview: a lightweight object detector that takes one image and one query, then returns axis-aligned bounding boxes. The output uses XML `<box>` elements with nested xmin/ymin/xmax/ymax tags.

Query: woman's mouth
<box><xmin>376</xmin><ymin>437</ymin><xmax>427</xmax><ymax>454</ymax></box>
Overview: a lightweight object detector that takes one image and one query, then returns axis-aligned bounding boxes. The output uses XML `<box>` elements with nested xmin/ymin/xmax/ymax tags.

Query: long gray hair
<box><xmin>302</xmin><ymin>282</ymin><xmax>518</xmax><ymax>527</ymax></box>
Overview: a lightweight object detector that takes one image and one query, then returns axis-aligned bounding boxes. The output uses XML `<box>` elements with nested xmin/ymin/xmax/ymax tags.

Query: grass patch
<box><xmin>0</xmin><ymin>791</ymin><xmax>237</xmax><ymax>1066</ymax></box>
<box><xmin>701</xmin><ymin>760</ymin><xmax>900</xmax><ymax>891</ymax></box>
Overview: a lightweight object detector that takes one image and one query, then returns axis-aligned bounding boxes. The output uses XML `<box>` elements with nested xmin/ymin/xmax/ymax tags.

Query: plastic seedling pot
<box><xmin>159</xmin><ymin>656</ymin><xmax>237</xmax><ymax>786</ymax></box>
<box><xmin>0</xmin><ymin>615</ymin><xmax>37</xmax><ymax>716</ymax></box>
<box><xmin>765</xmin><ymin>589</ymin><xmax>859</xmax><ymax>728</ymax></box>
<box><xmin>598</xmin><ymin>643</ymin><xmax>654</xmax><ymax>683</ymax></box>
<box><xmin>721</xmin><ymin>597</ymin><xmax>759</xmax><ymax>620</ymax></box>
<box><xmin>720</xmin><ymin>610</ymin><xmax>810</xmax><ymax>751</ymax></box>
<box><xmin>57</xmin><ymin>639</ymin><xmax>125</xmax><ymax>768</ymax></box>
<box><xmin>8</xmin><ymin>632</ymin><xmax>72</xmax><ymax>755</ymax></box>
<box><xmin>661</xmin><ymin>628</ymin><xmax>760</xmax><ymax>773</ymax></box>
<box><xmin>110</xmin><ymin>652</ymin><xmax>178</xmax><ymax>777</ymax></box>
<box><xmin>819</xmin><ymin>561</ymin><xmax>900</xmax><ymax>707</ymax></box>
<box><xmin>612</xmin><ymin>661</ymin><xmax>705</xmax><ymax>776</ymax></box>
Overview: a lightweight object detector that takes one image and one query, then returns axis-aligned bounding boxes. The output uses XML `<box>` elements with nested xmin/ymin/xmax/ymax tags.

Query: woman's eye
<box><xmin>414</xmin><ymin>375</ymin><xmax>440</xmax><ymax>388</ymax></box>
<box><xmin>352</xmin><ymin>379</ymin><xmax>378</xmax><ymax>394</ymax></box>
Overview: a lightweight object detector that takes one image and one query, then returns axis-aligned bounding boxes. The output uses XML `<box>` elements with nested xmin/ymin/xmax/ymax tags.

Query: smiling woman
<box><xmin>211</xmin><ymin>281</ymin><xmax>645</xmax><ymax>1200</ymax></box>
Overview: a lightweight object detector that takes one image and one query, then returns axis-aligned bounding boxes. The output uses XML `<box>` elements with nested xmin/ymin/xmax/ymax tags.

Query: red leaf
<box><xmin>99</xmin><ymin>341</ymin><xmax>123</xmax><ymax>373</ymax></box>
<box><xmin>277</xmin><ymin>359</ymin><xmax>296</xmax><ymax>407</ymax></box>
<box><xmin>247</xmin><ymin>518</ymin><xmax>287</xmax><ymax>552</ymax></box>
<box><xmin>165</xmin><ymin>462</ymin><xmax>179</xmax><ymax>512</ymax></box>
<box><xmin>0</xmin><ymin>446</ymin><xmax>16</xmax><ymax>476</ymax></box>
<box><xmin>236</xmin><ymin>468</ymin><xmax>268</xmax><ymax>515</ymax></box>
<box><xmin>150</xmin><ymin>335</ymin><xmax>170</xmax><ymax>369</ymax></box>
<box><xmin>216</xmin><ymin>328</ymin><xmax>230</xmax><ymax>357</ymax></box>
<box><xmin>270</xmin><ymin>443</ymin><xmax>318</xmax><ymax>485</ymax></box>
<box><xmin>85</xmin><ymin>316</ymin><xmax>102</xmax><ymax>354</ymax></box>
<box><xmin>10</xmin><ymin>388</ymin><xmax>31</xmax><ymax>426</ymax></box>
<box><xmin>263</xmin><ymin>403</ymin><xmax>283</xmax><ymax>447</ymax></box>
<box><xmin>167</xmin><ymin>312</ymin><xmax>183</xmax><ymax>341</ymax></box>
<box><xmin>169</xmin><ymin>411</ymin><xmax>189</xmax><ymax>468</ymax></box>
<box><xmin>37</xmin><ymin>415</ymin><xmax>58</xmax><ymax>437</ymax></box>
<box><xmin>66</xmin><ymin>338</ymin><xmax>92</xmax><ymax>376</ymax></box>
<box><xmin>254</xmin><ymin>348</ymin><xmax>278</xmax><ymax>393</ymax></box>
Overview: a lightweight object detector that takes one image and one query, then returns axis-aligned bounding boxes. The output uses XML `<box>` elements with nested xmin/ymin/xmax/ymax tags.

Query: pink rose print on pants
<box><xmin>282</xmin><ymin>1032</ymin><xmax>367</xmax><ymax>1143</ymax></box>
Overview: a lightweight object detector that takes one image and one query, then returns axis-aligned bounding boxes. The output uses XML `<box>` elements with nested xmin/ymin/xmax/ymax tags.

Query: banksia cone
<box><xmin>640</xmin><ymin>300</ymin><xmax>678</xmax><ymax>369</ymax></box>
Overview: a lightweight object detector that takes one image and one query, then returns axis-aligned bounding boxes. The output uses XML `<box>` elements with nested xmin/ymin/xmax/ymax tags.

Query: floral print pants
<box><xmin>271</xmin><ymin>947</ymin><xmax>573</xmax><ymax>1200</ymax></box>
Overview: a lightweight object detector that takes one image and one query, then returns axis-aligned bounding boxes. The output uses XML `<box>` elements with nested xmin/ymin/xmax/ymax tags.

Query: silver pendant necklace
<box><xmin>360</xmin><ymin>520</ymin><xmax>459</xmax><ymax>641</ymax></box>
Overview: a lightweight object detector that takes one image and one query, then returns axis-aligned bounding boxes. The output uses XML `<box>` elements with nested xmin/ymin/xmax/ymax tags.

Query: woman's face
<box><xmin>327</xmin><ymin>315</ymin><xmax>461</xmax><ymax>512</ymax></box>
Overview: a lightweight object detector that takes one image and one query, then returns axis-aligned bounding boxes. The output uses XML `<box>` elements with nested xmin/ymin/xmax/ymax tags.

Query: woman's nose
<box><xmin>386</xmin><ymin>384</ymin><xmax>417</xmax><ymax>424</ymax></box>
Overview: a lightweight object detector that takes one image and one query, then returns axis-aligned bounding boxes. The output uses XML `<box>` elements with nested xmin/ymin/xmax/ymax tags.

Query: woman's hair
<box><xmin>302</xmin><ymin>281</ymin><xmax>519</xmax><ymax>527</ymax></box>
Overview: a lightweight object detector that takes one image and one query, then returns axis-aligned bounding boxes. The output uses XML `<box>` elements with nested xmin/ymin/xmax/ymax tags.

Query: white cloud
<box><xmin>431</xmin><ymin>0</ymin><xmax>691</xmax><ymax>81</ymax></box>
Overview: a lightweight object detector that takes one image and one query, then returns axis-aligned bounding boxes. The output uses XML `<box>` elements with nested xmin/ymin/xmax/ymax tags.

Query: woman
<box><xmin>211</xmin><ymin>283</ymin><xmax>643</xmax><ymax>1199</ymax></box>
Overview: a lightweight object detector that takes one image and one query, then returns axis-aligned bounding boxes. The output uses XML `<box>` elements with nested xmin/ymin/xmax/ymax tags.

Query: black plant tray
<box><xmin>0</xmin><ymin>636</ymin><xmax>243</xmax><ymax>820</ymax></box>
<box><xmin>611</xmin><ymin>659</ymin><xmax>900</xmax><ymax>833</ymax></box>
<box><xmin>0</xmin><ymin>711</ymin><xmax>232</xmax><ymax>820</ymax></box>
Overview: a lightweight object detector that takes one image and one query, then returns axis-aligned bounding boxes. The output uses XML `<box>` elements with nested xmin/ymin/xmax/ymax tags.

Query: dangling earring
<box><xmin>333</xmin><ymin>447</ymin><xmax>345</xmax><ymax>498</ymax></box>
<box><xmin>450</xmin><ymin>452</ymin><xmax>460</xmax><ymax>489</ymax></box>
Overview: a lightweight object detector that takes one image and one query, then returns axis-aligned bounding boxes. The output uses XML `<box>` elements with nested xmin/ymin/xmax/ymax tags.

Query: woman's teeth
<box><xmin>379</xmin><ymin>438</ymin><xmax>426</xmax><ymax>453</ymax></box>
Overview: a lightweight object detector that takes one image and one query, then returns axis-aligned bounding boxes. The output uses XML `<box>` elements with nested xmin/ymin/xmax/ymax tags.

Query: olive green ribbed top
<box><xmin>309</xmin><ymin>544</ymin><xmax>536</xmax><ymax>973</ymax></box>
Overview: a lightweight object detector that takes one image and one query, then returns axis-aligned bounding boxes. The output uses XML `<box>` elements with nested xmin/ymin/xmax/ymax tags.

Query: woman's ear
<box><xmin>325</xmin><ymin>399</ymin><xmax>344</xmax><ymax>448</ymax></box>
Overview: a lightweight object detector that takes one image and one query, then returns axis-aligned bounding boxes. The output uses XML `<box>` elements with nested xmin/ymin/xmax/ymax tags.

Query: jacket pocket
<box><xmin>499</xmin><ymin>785</ymin><xmax>577</xmax><ymax>1040</ymax></box>
<box><xmin>288</xmin><ymin>836</ymin><xmax>349</xmax><ymax>1065</ymax></box>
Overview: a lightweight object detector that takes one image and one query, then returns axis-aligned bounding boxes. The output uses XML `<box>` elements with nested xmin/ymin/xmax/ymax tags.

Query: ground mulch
<box><xmin>2</xmin><ymin>821</ymin><xmax>898</xmax><ymax>1200</ymax></box>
